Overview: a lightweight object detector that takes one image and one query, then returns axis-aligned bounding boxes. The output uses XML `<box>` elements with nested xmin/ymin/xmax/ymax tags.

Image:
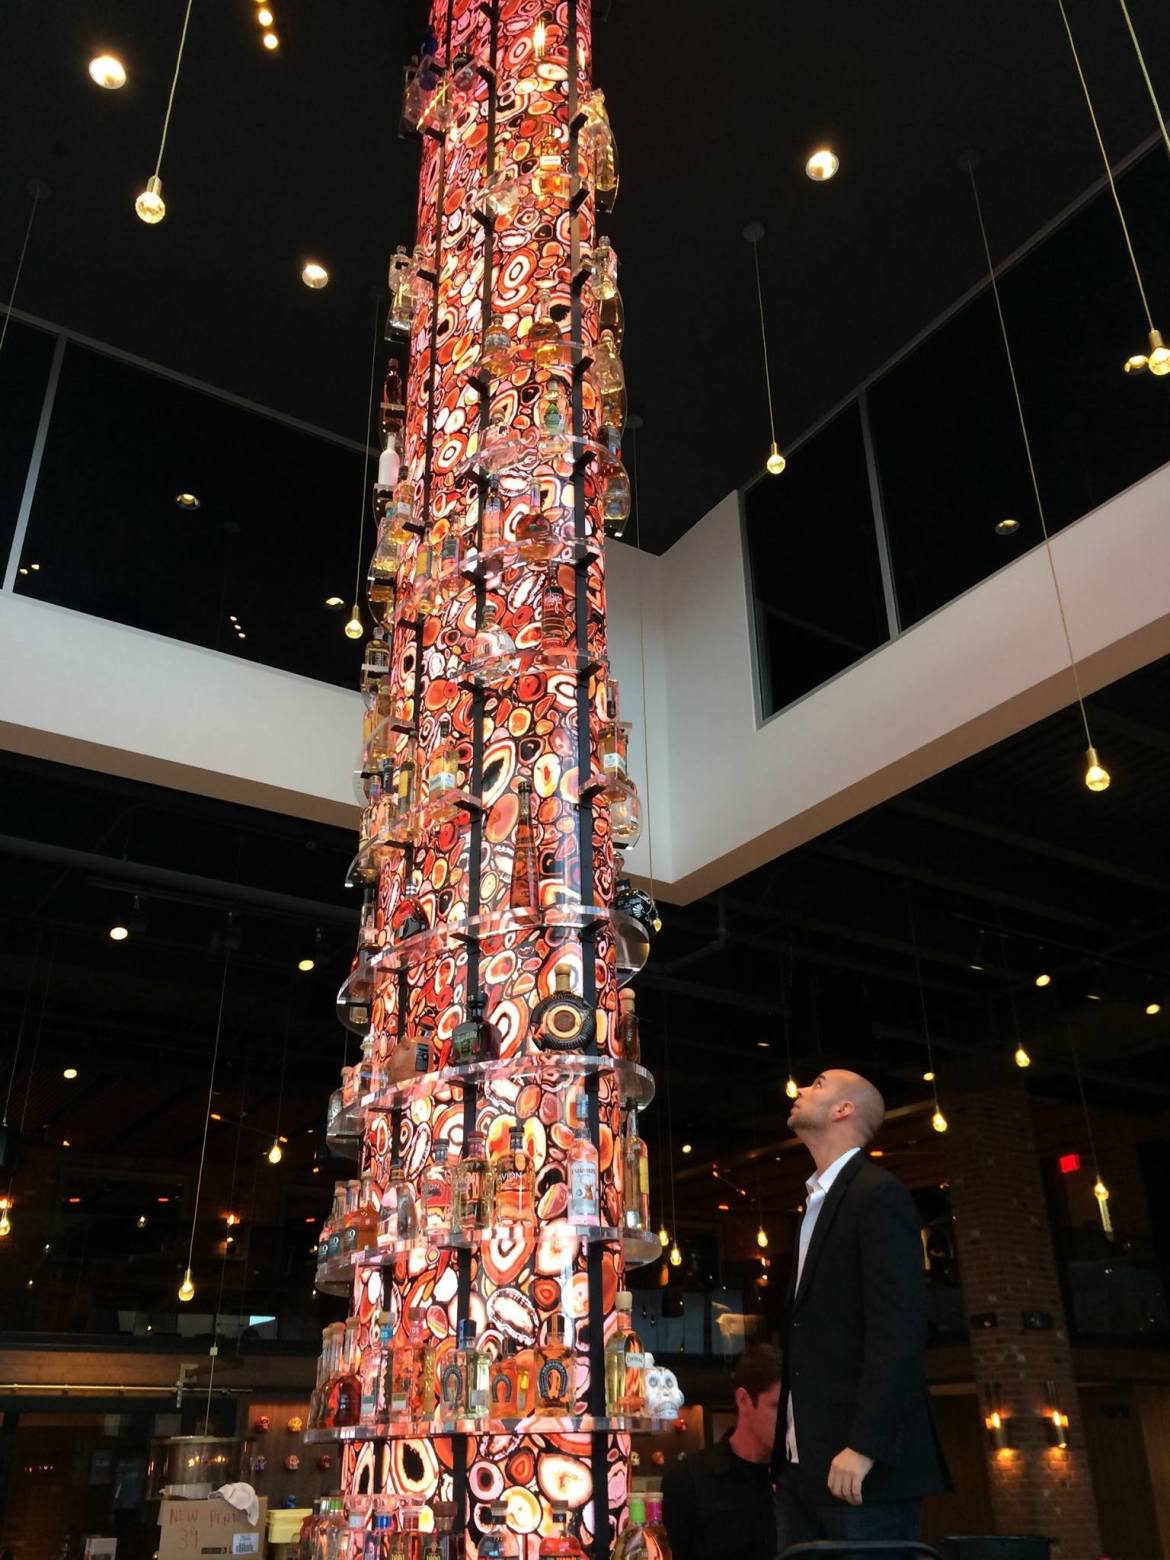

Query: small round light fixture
<box><xmin>109</xmin><ymin>924</ymin><xmax>129</xmax><ymax>942</ymax></box>
<box><xmin>267</xmin><ymin>1140</ymin><xmax>283</xmax><ymax>1165</ymax></box>
<box><xmin>178</xmin><ymin>1269</ymin><xmax>196</xmax><ymax>1303</ymax></box>
<box><xmin>175</xmin><ymin>492</ymin><xmax>200</xmax><ymax>511</ymax></box>
<box><xmin>0</xmin><ymin>1203</ymin><xmax>11</xmax><ymax>1239</ymax></box>
<box><xmin>1124</xmin><ymin>353</ymin><xmax>1149</xmax><ymax>376</ymax></box>
<box><xmin>344</xmin><ymin>606</ymin><xmax>363</xmax><ymax>640</ymax></box>
<box><xmin>668</xmin><ymin>1242</ymin><xmax>683</xmax><ymax>1268</ymax></box>
<box><xmin>135</xmin><ymin>175</ymin><xmax>166</xmax><ymax>224</ymax></box>
<box><xmin>1014</xmin><ymin>1045</ymin><xmax>1032</xmax><ymax>1069</ymax></box>
<box><xmin>1147</xmin><ymin>328</ymin><xmax>1170</xmax><ymax>377</ymax></box>
<box><xmin>805</xmin><ymin>148</ymin><xmax>840</xmax><ymax>182</ymax></box>
<box><xmin>136</xmin><ymin>1214</ymin><xmax>147</xmax><ymax>1228</ymax></box>
<box><xmin>63</xmin><ymin>1067</ymin><xmax>78</xmax><ymax>1080</ymax></box>
<box><xmin>297</xmin><ymin>957</ymin><xmax>315</xmax><ymax>973</ymax></box>
<box><xmin>994</xmin><ymin>517</ymin><xmax>1019</xmax><ymax>536</ymax></box>
<box><xmin>1034</xmin><ymin>971</ymin><xmax>1052</xmax><ymax>989</ymax></box>
<box><xmin>785</xmin><ymin>1076</ymin><xmax>799</xmax><ymax>1100</ymax></box>
<box><xmin>680</xmin><ymin>1143</ymin><xmax>692</xmax><ymax>1156</ymax></box>
<box><xmin>301</xmin><ymin>262</ymin><xmax>329</xmax><ymax>289</ymax></box>
<box><xmin>324</xmin><ymin>596</ymin><xmax>344</xmax><ymax>609</ymax></box>
<box><xmin>765</xmin><ymin>440</ymin><xmax>786</xmax><ymax>476</ymax></box>
<box><xmin>1084</xmin><ymin>746</ymin><xmax>1111</xmax><ymax>792</ymax></box>
<box><xmin>89</xmin><ymin>54</ymin><xmax>127</xmax><ymax>89</ymax></box>
<box><xmin>931</xmin><ymin>1108</ymin><xmax>949</xmax><ymax>1134</ymax></box>
<box><xmin>657</xmin><ymin>1226</ymin><xmax>669</xmax><ymax>1248</ymax></box>
<box><xmin>756</xmin><ymin>1226</ymin><xmax>769</xmax><ymax>1250</ymax></box>
<box><xmin>1146</xmin><ymin>1000</ymin><xmax>1163</xmax><ymax>1017</ymax></box>
<box><xmin>922</xmin><ymin>1069</ymin><xmax>936</xmax><ymax>1083</ymax></box>
<box><xmin>257</xmin><ymin>6</ymin><xmax>274</xmax><ymax>24</ymax></box>
<box><xmin>262</xmin><ymin>31</ymin><xmax>279</xmax><ymax>50</ymax></box>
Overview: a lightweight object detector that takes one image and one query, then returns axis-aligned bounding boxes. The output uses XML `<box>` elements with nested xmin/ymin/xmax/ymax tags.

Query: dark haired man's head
<box><xmin>730</xmin><ymin>1344</ymin><xmax>782</xmax><ymax>1462</ymax></box>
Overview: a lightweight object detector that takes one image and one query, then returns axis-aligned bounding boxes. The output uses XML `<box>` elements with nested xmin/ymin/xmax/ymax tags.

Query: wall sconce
<box><xmin>983</xmin><ymin>1385</ymin><xmax>1013</xmax><ymax>1451</ymax></box>
<box><xmin>1043</xmin><ymin>1380</ymin><xmax>1069</xmax><ymax>1449</ymax></box>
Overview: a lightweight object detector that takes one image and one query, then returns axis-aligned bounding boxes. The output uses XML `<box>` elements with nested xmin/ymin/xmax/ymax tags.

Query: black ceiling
<box><xmin>6</xmin><ymin>0</ymin><xmax>1170</xmax><ymax>549</ymax></box>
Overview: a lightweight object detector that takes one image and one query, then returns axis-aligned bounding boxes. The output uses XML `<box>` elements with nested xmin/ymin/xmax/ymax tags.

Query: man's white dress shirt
<box><xmin>785</xmin><ymin>1145</ymin><xmax>862</xmax><ymax>1463</ymax></box>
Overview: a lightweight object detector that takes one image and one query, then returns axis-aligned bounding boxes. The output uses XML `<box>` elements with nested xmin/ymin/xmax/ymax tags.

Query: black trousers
<box><xmin>774</xmin><ymin>1463</ymin><xmax>922</xmax><ymax>1559</ymax></box>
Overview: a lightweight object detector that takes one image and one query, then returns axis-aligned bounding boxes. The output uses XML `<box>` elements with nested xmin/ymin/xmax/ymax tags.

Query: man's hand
<box><xmin>827</xmin><ymin>1447</ymin><xmax>874</xmax><ymax>1506</ymax></box>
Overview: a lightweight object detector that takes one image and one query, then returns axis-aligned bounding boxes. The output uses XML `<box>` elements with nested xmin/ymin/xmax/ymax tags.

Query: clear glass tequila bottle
<box><xmin>509</xmin><ymin>780</ymin><xmax>541</xmax><ymax>914</ymax></box>
<box><xmin>490</xmin><ymin>1123</ymin><xmax>535</xmax><ymax>1229</ymax></box>
<box><xmin>452</xmin><ymin>1130</ymin><xmax>489</xmax><ymax>1234</ymax></box>
<box><xmin>604</xmin><ymin>1290</ymin><xmax>646</xmax><ymax>1415</ymax></box>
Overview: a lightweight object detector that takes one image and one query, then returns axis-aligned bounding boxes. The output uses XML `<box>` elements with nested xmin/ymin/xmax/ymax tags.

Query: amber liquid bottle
<box><xmin>509</xmin><ymin>781</ymin><xmax>541</xmax><ymax>914</ymax></box>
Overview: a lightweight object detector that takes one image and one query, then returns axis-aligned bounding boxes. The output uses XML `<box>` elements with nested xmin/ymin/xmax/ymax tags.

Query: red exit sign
<box><xmin>1058</xmin><ymin>1152</ymin><xmax>1082</xmax><ymax>1175</ymax></box>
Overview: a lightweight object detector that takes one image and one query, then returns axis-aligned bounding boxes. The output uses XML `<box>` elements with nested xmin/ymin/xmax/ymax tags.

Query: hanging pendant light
<box><xmin>743</xmin><ymin>223</ymin><xmax>786</xmax><ymax>477</ymax></box>
<box><xmin>178</xmin><ymin>1267</ymin><xmax>196</xmax><ymax>1303</ymax></box>
<box><xmin>135</xmin><ymin>0</ymin><xmax>195</xmax><ymax>225</ymax></box>
<box><xmin>345</xmin><ymin>300</ymin><xmax>382</xmax><ymax>640</ymax></box>
<box><xmin>1055</xmin><ymin>3</ymin><xmax>1166</xmax><ymax>382</ymax></box>
<box><xmin>960</xmin><ymin>149</ymin><xmax>1110</xmax><ymax>793</ymax></box>
<box><xmin>179</xmin><ymin>952</ymin><xmax>232</xmax><ymax>1315</ymax></box>
<box><xmin>908</xmin><ymin>892</ymin><xmax>948</xmax><ymax>1136</ymax></box>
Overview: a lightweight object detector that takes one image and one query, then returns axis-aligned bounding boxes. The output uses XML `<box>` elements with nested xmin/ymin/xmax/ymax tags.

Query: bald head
<box><xmin>787</xmin><ymin>1068</ymin><xmax>886</xmax><ymax>1153</ymax></box>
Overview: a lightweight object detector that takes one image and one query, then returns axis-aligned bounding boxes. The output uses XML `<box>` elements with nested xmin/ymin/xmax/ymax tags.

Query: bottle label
<box><xmin>626</xmin><ymin>1352</ymin><xmax>645</xmax><ymax>1369</ymax></box>
<box><xmin>538</xmin><ymin>1357</ymin><xmax>571</xmax><ymax>1407</ymax></box>
<box><xmin>638</xmin><ymin>1158</ymin><xmax>649</xmax><ymax>1195</ymax></box>
<box><xmin>569</xmin><ymin>1162</ymin><xmax>598</xmax><ymax>1218</ymax></box>
<box><xmin>439</xmin><ymin>1359</ymin><xmax>465</xmax><ymax>1415</ymax></box>
<box><xmin>450</xmin><ymin>1020</ymin><xmax>481</xmax><ymax>1061</ymax></box>
<box><xmin>490</xmin><ymin>1369</ymin><xmax>515</xmax><ymax>1410</ymax></box>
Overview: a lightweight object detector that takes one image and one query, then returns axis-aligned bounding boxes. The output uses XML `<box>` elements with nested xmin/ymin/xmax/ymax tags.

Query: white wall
<box><xmin>4</xmin><ymin>460</ymin><xmax>1169</xmax><ymax>901</ymax></box>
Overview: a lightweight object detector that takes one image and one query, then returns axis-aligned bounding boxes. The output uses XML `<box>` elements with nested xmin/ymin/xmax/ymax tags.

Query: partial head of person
<box><xmin>730</xmin><ymin>1343</ymin><xmax>782</xmax><ymax>1462</ymax></box>
<box><xmin>787</xmin><ymin>1068</ymin><xmax>885</xmax><ymax>1152</ymax></box>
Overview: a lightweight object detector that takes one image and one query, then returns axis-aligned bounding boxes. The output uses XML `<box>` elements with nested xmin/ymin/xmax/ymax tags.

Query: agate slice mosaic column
<box><xmin>318</xmin><ymin>2</ymin><xmax>655</xmax><ymax>1556</ymax></box>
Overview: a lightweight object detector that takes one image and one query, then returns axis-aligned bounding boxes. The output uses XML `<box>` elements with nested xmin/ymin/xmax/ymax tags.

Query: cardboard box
<box><xmin>158</xmin><ymin>1497</ymin><xmax>268</xmax><ymax>1559</ymax></box>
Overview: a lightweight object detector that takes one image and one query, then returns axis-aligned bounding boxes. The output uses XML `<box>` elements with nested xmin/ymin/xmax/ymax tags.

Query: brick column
<box><xmin>944</xmin><ymin>1081</ymin><xmax>1103</xmax><ymax>1559</ymax></box>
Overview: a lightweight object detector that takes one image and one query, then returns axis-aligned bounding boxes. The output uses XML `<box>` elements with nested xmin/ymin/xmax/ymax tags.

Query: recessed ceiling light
<box><xmin>29</xmin><ymin>562</ymin><xmax>40</xmax><ymax>571</ymax></box>
<box><xmin>805</xmin><ymin>148</ymin><xmax>839</xmax><ymax>182</ymax></box>
<box><xmin>175</xmin><ymin>492</ymin><xmax>200</xmax><ymax>510</ymax></box>
<box><xmin>262</xmin><ymin>31</ymin><xmax>279</xmax><ymax>50</ymax></box>
<box><xmin>922</xmin><ymin>1069</ymin><xmax>936</xmax><ymax>1083</ymax></box>
<box><xmin>297</xmin><ymin>957</ymin><xmax>315</xmax><ymax>973</ymax></box>
<box><xmin>89</xmin><ymin>54</ymin><xmax>127</xmax><ymax>89</ymax></box>
<box><xmin>18</xmin><ymin>567</ymin><xmax>28</xmax><ymax>576</ymax></box>
<box><xmin>237</xmin><ymin>631</ymin><xmax>247</xmax><ymax>640</ymax></box>
<box><xmin>63</xmin><ymin>1068</ymin><xmax>78</xmax><ymax>1080</ymax></box>
<box><xmin>109</xmin><ymin>924</ymin><xmax>129</xmax><ymax>942</ymax></box>
<box><xmin>229</xmin><ymin>614</ymin><xmax>238</xmax><ymax>623</ymax></box>
<box><xmin>756</xmin><ymin>1040</ymin><xmax>770</xmax><ymax>1048</ymax></box>
<box><xmin>1035</xmin><ymin>972</ymin><xmax>1052</xmax><ymax>988</ymax></box>
<box><xmin>995</xmin><ymin>517</ymin><xmax>1020</xmax><ymax>536</ymax></box>
<box><xmin>302</xmin><ymin>262</ymin><xmax>329</xmax><ymax>289</ymax></box>
<box><xmin>257</xmin><ymin>6</ymin><xmax>274</xmax><ymax>24</ymax></box>
<box><xmin>1147</xmin><ymin>1000</ymin><xmax>1163</xmax><ymax>1017</ymax></box>
<box><xmin>681</xmin><ymin>1143</ymin><xmax>692</xmax><ymax>1155</ymax></box>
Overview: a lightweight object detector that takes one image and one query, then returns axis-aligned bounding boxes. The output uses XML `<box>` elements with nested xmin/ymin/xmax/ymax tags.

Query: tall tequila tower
<box><xmin>311</xmin><ymin>3</ymin><xmax>658</xmax><ymax>1556</ymax></box>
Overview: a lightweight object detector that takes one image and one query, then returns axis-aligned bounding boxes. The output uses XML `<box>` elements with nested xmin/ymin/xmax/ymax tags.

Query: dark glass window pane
<box><xmin>0</xmin><ymin>320</ymin><xmax>55</xmax><ymax>568</ymax></box>
<box><xmin>745</xmin><ymin>403</ymin><xmax>887</xmax><ymax>714</ymax></box>
<box><xmin>869</xmin><ymin>291</ymin><xmax>1038</xmax><ymax>629</ymax></box>
<box><xmin>17</xmin><ymin>346</ymin><xmax>365</xmax><ymax>689</ymax></box>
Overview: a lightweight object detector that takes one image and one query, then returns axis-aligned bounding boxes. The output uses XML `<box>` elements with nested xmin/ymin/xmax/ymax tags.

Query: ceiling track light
<box><xmin>743</xmin><ymin>222</ymin><xmax>786</xmax><ymax>477</ymax></box>
<box><xmin>960</xmin><ymin>148</ymin><xmax>1109</xmax><ymax>794</ymax></box>
<box><xmin>135</xmin><ymin>0</ymin><xmax>195</xmax><ymax>224</ymax></box>
<box><xmin>1055</xmin><ymin>1</ymin><xmax>1166</xmax><ymax>379</ymax></box>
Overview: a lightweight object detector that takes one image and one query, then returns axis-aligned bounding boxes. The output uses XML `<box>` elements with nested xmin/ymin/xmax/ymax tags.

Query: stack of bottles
<box><xmin>298</xmin><ymin>1487</ymin><xmax>671</xmax><ymax>1560</ymax></box>
<box><xmin>308</xmin><ymin>1290</ymin><xmax>648</xmax><ymax>1431</ymax></box>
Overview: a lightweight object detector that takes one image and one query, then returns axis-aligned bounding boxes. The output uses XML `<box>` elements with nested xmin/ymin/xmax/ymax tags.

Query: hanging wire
<box><xmin>152</xmin><ymin>0</ymin><xmax>197</xmax><ymax>183</ymax></box>
<box><xmin>349</xmin><ymin>298</ymin><xmax>384</xmax><ymax>616</ymax></box>
<box><xmin>2</xmin><ymin>934</ymin><xmax>40</xmax><ymax>1130</ymax></box>
<box><xmin>999</xmin><ymin>933</ymin><xmax>1031</xmax><ymax>1067</ymax></box>
<box><xmin>662</xmin><ymin>997</ymin><xmax>678</xmax><ymax>1242</ymax></box>
<box><xmin>205</xmin><ymin>1033</ymin><xmax>251</xmax><ymax>1428</ymax></box>
<box><xmin>272</xmin><ymin>976</ymin><xmax>293</xmax><ymax>1147</ymax></box>
<box><xmin>627</xmin><ymin>420</ymin><xmax>656</xmax><ymax>905</ymax></box>
<box><xmin>1066</xmin><ymin>1022</ymin><xmax>1114</xmax><ymax>1236</ymax></box>
<box><xmin>0</xmin><ymin>182</ymin><xmax>48</xmax><ymax>361</ymax></box>
<box><xmin>184</xmin><ymin>952</ymin><xmax>232</xmax><ymax>1288</ymax></box>
<box><xmin>1055</xmin><ymin>0</ymin><xmax>1155</xmax><ymax>330</ymax></box>
<box><xmin>747</xmin><ymin>233</ymin><xmax>779</xmax><ymax>448</ymax></box>
<box><xmin>906</xmin><ymin>889</ymin><xmax>942</xmax><ymax>1115</ymax></box>
<box><xmin>964</xmin><ymin>156</ymin><xmax>1100</xmax><ymax>762</ymax></box>
<box><xmin>1114</xmin><ymin>0</ymin><xmax>1170</xmax><ymax>166</ymax></box>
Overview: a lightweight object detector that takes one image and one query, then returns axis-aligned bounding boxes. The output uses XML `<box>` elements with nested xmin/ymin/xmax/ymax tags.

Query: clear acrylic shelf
<box><xmin>304</xmin><ymin>1413</ymin><xmax>675</xmax><ymax>1444</ymax></box>
<box><xmin>365</xmin><ymin>1051</ymin><xmax>655</xmax><ymax>1112</ymax></box>
<box><xmin>461</xmin><ymin>645</ymin><xmax>604</xmax><ymax>689</ymax></box>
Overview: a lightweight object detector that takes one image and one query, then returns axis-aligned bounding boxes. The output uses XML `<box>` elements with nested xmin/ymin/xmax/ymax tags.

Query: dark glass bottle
<box><xmin>451</xmin><ymin>992</ymin><xmax>501</xmax><ymax>1064</ymax></box>
<box><xmin>531</xmin><ymin>965</ymin><xmax>595</xmax><ymax>1052</ymax></box>
<box><xmin>509</xmin><ymin>781</ymin><xmax>540</xmax><ymax>914</ymax></box>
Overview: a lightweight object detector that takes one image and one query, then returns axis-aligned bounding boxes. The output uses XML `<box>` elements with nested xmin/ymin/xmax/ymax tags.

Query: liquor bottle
<box><xmin>334</xmin><ymin>1318</ymin><xmax>362</xmax><ymax>1427</ymax></box>
<box><xmin>421</xmin><ymin>1503</ymin><xmax>458</xmax><ymax>1560</ymax></box>
<box><xmin>484</xmin><ymin>165</ymin><xmax>521</xmax><ymax>223</ymax></box>
<box><xmin>361</xmin><ymin>629</ymin><xmax>390</xmax><ymax>693</ymax></box>
<box><xmin>451</xmin><ymin>1130</ymin><xmax>490</xmax><ymax>1234</ymax></box>
<box><xmin>588</xmin><ymin>238</ymin><xmax>618</xmax><ymax>300</ymax></box>
<box><xmin>488</xmin><ymin>1342</ymin><xmax>524</xmax><ymax>1419</ymax></box>
<box><xmin>387</xmin><ymin>1313</ymin><xmax>423</xmax><ymax>1419</ymax></box>
<box><xmin>323</xmin><ymin>1181</ymin><xmax>347</xmax><ymax>1263</ymax></box>
<box><xmin>591</xmin><ymin>330</ymin><xmax>625</xmax><ymax>398</ymax></box>
<box><xmin>604</xmin><ymin>1291</ymin><xmax>646</xmax><ymax>1415</ymax></box>
<box><xmin>391</xmin><ymin>870</ymin><xmax>429</xmax><ymax>942</ymax></box>
<box><xmin>465</xmin><ymin>1323</ymin><xmax>490</xmax><ymax>1420</ymax></box>
<box><xmin>514</xmin><ymin>501</ymin><xmax>559</xmax><ymax>561</ymax></box>
<box><xmin>476</xmin><ymin>1502</ymin><xmax>519</xmax><ymax>1560</ymax></box>
<box><xmin>611</xmin><ymin>1496</ymin><xmax>670</xmax><ymax>1560</ymax></box>
<box><xmin>385</xmin><ymin>1028</ymin><xmax>433</xmax><ymax>1088</ymax></box>
<box><xmin>480</xmin><ymin>482</ymin><xmax>504</xmax><ymax>555</ymax></box>
<box><xmin>535</xmin><ymin>1313</ymin><xmax>574</xmax><ymax>1411</ymax></box>
<box><xmin>609</xmin><ymin>769</ymin><xmax>642</xmax><ymax>851</ymax></box>
<box><xmin>425</xmin><ymin>715</ymin><xmax>460</xmax><ymax>807</ymax></box>
<box><xmin>388</xmin><ymin>245</ymin><xmax>417</xmax><ymax>333</ymax></box>
<box><xmin>393</xmin><ymin>475</ymin><xmax>415</xmax><ymax>528</ymax></box>
<box><xmin>353</xmin><ymin>1170</ymin><xmax>381</xmax><ymax>1252</ymax></box>
<box><xmin>481</xmin><ymin>313</ymin><xmax>512</xmax><ymax>377</ymax></box>
<box><xmin>509</xmin><ymin>781</ymin><xmax>541</xmax><ymax>915</ymax></box>
<box><xmin>642</xmin><ymin>1498</ymin><xmax>671</xmax><ymax>1560</ymax></box>
<box><xmin>436</xmin><ymin>1318</ymin><xmax>474</xmax><ymax>1423</ymax></box>
<box><xmin>579</xmin><ymin>89</ymin><xmax>619</xmax><ymax>210</ymax></box>
<box><xmin>385</xmin><ymin>1164</ymin><xmax>418</xmax><ymax>1242</ymax></box>
<box><xmin>364</xmin><ymin>1513</ymin><xmax>393</xmax><ymax>1560</ymax></box>
<box><xmin>401</xmin><ymin>57</ymin><xmax>426</xmax><ymax>131</ymax></box>
<box><xmin>392</xmin><ymin>746</ymin><xmax>417</xmax><ymax>824</ymax></box>
<box><xmin>419</xmin><ymin>1138</ymin><xmax>452</xmax><ymax>1231</ymax></box>
<box><xmin>599</xmin><ymin>425</ymin><xmax>631</xmax><ymax>538</ymax></box>
<box><xmin>527</xmin><ymin>281</ymin><xmax>566</xmax><ymax>367</ymax></box>
<box><xmin>540</xmin><ymin>566</ymin><xmax>571</xmax><ymax>659</ymax></box>
<box><xmin>598</xmin><ymin>682</ymin><xmax>625</xmax><ymax>776</ymax></box>
<box><xmin>377</xmin><ymin>432</ymin><xmax>401</xmax><ymax>491</ymax></box>
<box><xmin>538</xmin><ymin>375</ymin><xmax>570</xmax><ymax>438</ymax></box>
<box><xmin>532</xmin><ymin>128</ymin><xmax>570</xmax><ymax>201</ymax></box>
<box><xmin>532</xmin><ymin>966</ymin><xmax>596</xmax><ymax>1053</ymax></box>
<box><xmin>308</xmin><ymin>1326</ymin><xmax>332</xmax><ymax>1427</ymax></box>
<box><xmin>614</xmin><ymin>850</ymin><xmax>662</xmax><ymax>938</ymax></box>
<box><xmin>451</xmin><ymin>992</ymin><xmax>500</xmax><ymax>1064</ymax></box>
<box><xmin>388</xmin><ymin>1499</ymin><xmax>424</xmax><ymax>1560</ymax></box>
<box><xmin>472</xmin><ymin>602</ymin><xmax>517</xmax><ymax>670</ymax></box>
<box><xmin>622</xmin><ymin>1112</ymin><xmax>650</xmax><ymax>1232</ymax></box>
<box><xmin>599</xmin><ymin>283</ymin><xmax>626</xmax><ymax>354</ymax></box>
<box><xmin>317</xmin><ymin>1498</ymin><xmax>347</xmax><ymax>1560</ymax></box>
<box><xmin>490</xmin><ymin>1123</ymin><xmax>535</xmax><ymax>1229</ymax></box>
<box><xmin>616</xmin><ymin>987</ymin><xmax>640</xmax><ymax>1062</ymax></box>
<box><xmin>359</xmin><ymin>1309</ymin><xmax>390</xmax><ymax>1425</ymax></box>
<box><xmin>542</xmin><ymin>1503</ymin><xmax>589</xmax><ymax>1560</ymax></box>
<box><xmin>340</xmin><ymin>1178</ymin><xmax>363</xmax><ymax>1255</ymax></box>
<box><xmin>567</xmin><ymin>1103</ymin><xmax>601</xmax><ymax>1225</ymax></box>
<box><xmin>380</xmin><ymin>362</ymin><xmax>405</xmax><ymax>436</ymax></box>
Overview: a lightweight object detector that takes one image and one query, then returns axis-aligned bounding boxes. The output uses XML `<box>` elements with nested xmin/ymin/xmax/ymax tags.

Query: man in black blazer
<box><xmin>773</xmin><ymin>1069</ymin><xmax>951</xmax><ymax>1553</ymax></box>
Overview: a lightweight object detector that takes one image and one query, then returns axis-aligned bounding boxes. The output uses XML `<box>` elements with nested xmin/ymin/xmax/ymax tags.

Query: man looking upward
<box><xmin>774</xmin><ymin>1069</ymin><xmax>951</xmax><ymax>1549</ymax></box>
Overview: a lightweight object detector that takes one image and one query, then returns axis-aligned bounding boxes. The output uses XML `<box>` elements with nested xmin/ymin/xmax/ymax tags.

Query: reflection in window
<box><xmin>745</xmin><ymin>403</ymin><xmax>888</xmax><ymax>716</ymax></box>
<box><xmin>16</xmin><ymin>345</ymin><xmax>366</xmax><ymax>689</ymax></box>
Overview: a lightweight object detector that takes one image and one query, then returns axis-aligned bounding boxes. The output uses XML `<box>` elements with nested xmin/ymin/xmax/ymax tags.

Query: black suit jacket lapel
<box><xmin>793</xmin><ymin>1150</ymin><xmax>865</xmax><ymax>1308</ymax></box>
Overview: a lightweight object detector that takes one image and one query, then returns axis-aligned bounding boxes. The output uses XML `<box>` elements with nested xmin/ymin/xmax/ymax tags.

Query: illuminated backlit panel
<box><xmin>326</xmin><ymin>1</ymin><xmax>648</xmax><ymax>1556</ymax></box>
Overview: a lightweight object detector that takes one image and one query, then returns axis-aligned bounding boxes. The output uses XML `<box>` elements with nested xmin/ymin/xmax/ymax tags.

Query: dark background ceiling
<box><xmin>5</xmin><ymin>0</ymin><xmax>1170</xmax><ymax>549</ymax></box>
